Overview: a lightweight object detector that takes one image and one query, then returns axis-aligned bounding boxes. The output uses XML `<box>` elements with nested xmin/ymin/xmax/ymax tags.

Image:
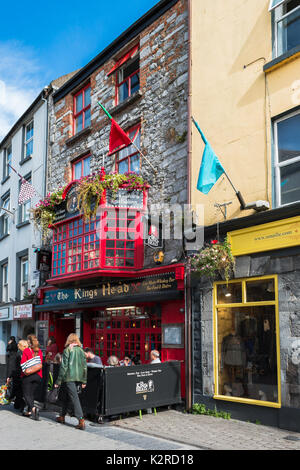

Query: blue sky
<box><xmin>0</xmin><ymin>0</ymin><xmax>159</xmax><ymax>140</ymax></box>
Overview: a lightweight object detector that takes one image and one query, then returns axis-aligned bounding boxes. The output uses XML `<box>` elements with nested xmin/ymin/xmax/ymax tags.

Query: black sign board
<box><xmin>43</xmin><ymin>272</ymin><xmax>178</xmax><ymax>306</ymax></box>
<box><xmin>104</xmin><ymin>361</ymin><xmax>181</xmax><ymax>415</ymax></box>
<box><xmin>106</xmin><ymin>189</ymin><xmax>144</xmax><ymax>209</ymax></box>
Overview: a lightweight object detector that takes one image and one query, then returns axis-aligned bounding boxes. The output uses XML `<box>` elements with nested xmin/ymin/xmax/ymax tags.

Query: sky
<box><xmin>0</xmin><ymin>0</ymin><xmax>160</xmax><ymax>140</ymax></box>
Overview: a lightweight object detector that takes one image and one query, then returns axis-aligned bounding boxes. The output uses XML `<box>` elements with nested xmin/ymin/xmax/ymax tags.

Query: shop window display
<box><xmin>214</xmin><ymin>277</ymin><xmax>280</xmax><ymax>406</ymax></box>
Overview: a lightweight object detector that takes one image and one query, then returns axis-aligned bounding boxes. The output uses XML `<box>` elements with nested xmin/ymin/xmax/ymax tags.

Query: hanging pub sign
<box><xmin>53</xmin><ymin>184</ymin><xmax>80</xmax><ymax>224</ymax></box>
<box><xmin>42</xmin><ymin>272</ymin><xmax>178</xmax><ymax>307</ymax></box>
<box><xmin>106</xmin><ymin>189</ymin><xmax>144</xmax><ymax>209</ymax></box>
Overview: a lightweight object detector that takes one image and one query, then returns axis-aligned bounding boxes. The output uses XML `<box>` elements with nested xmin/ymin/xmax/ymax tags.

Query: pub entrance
<box><xmin>85</xmin><ymin>305</ymin><xmax>162</xmax><ymax>365</ymax></box>
<box><xmin>56</xmin><ymin>314</ymin><xmax>76</xmax><ymax>353</ymax></box>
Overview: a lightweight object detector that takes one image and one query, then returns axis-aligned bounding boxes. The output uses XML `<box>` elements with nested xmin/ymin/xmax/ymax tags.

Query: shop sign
<box><xmin>0</xmin><ymin>307</ymin><xmax>10</xmax><ymax>321</ymax></box>
<box><xmin>106</xmin><ymin>189</ymin><xmax>144</xmax><ymax>209</ymax></box>
<box><xmin>13</xmin><ymin>304</ymin><xmax>33</xmax><ymax>319</ymax></box>
<box><xmin>43</xmin><ymin>272</ymin><xmax>178</xmax><ymax>306</ymax></box>
<box><xmin>228</xmin><ymin>216</ymin><xmax>300</xmax><ymax>256</ymax></box>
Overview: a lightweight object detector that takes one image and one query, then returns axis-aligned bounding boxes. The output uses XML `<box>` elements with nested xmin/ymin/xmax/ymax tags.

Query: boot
<box><xmin>56</xmin><ymin>415</ymin><xmax>65</xmax><ymax>424</ymax></box>
<box><xmin>76</xmin><ymin>418</ymin><xmax>85</xmax><ymax>430</ymax></box>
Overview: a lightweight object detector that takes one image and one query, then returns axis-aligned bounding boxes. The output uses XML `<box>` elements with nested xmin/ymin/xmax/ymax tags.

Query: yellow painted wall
<box><xmin>191</xmin><ymin>0</ymin><xmax>300</xmax><ymax>226</ymax></box>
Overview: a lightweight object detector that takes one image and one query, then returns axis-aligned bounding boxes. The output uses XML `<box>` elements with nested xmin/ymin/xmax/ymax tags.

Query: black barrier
<box><xmin>43</xmin><ymin>361</ymin><xmax>181</xmax><ymax>420</ymax></box>
<box><xmin>103</xmin><ymin>361</ymin><xmax>181</xmax><ymax>416</ymax></box>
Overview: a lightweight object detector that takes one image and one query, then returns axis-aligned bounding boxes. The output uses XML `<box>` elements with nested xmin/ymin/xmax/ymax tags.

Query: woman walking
<box><xmin>20</xmin><ymin>335</ymin><xmax>43</xmax><ymax>420</ymax></box>
<box><xmin>6</xmin><ymin>339</ymin><xmax>28</xmax><ymax>411</ymax></box>
<box><xmin>55</xmin><ymin>333</ymin><xmax>87</xmax><ymax>430</ymax></box>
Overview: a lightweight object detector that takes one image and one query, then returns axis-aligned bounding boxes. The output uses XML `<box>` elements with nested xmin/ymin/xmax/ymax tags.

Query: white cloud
<box><xmin>0</xmin><ymin>41</ymin><xmax>44</xmax><ymax>141</ymax></box>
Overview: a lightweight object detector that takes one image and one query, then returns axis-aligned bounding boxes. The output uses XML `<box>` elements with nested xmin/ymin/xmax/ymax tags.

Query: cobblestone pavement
<box><xmin>112</xmin><ymin>409</ymin><xmax>300</xmax><ymax>450</ymax></box>
<box><xmin>0</xmin><ymin>405</ymin><xmax>196</xmax><ymax>450</ymax></box>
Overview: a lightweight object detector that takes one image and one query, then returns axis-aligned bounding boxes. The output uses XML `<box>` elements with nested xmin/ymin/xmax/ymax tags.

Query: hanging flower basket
<box><xmin>31</xmin><ymin>171</ymin><xmax>149</xmax><ymax>236</ymax></box>
<box><xmin>189</xmin><ymin>237</ymin><xmax>235</xmax><ymax>282</ymax></box>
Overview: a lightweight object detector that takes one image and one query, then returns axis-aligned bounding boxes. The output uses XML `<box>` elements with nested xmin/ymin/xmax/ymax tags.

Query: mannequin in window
<box><xmin>221</xmin><ymin>329</ymin><xmax>246</xmax><ymax>382</ymax></box>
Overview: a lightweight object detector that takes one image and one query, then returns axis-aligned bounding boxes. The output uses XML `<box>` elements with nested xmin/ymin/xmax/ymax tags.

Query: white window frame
<box><xmin>20</xmin><ymin>256</ymin><xmax>29</xmax><ymax>300</ymax></box>
<box><xmin>2</xmin><ymin>263</ymin><xmax>8</xmax><ymax>303</ymax></box>
<box><xmin>273</xmin><ymin>0</ymin><xmax>300</xmax><ymax>57</ymax></box>
<box><xmin>20</xmin><ymin>175</ymin><xmax>32</xmax><ymax>223</ymax></box>
<box><xmin>4</xmin><ymin>145</ymin><xmax>12</xmax><ymax>179</ymax></box>
<box><xmin>274</xmin><ymin>109</ymin><xmax>300</xmax><ymax>207</ymax></box>
<box><xmin>1</xmin><ymin>194</ymin><xmax>10</xmax><ymax>236</ymax></box>
<box><xmin>24</xmin><ymin>120</ymin><xmax>34</xmax><ymax>158</ymax></box>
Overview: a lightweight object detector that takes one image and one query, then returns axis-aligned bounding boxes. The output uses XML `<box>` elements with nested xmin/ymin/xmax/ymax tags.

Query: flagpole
<box><xmin>98</xmin><ymin>101</ymin><xmax>157</xmax><ymax>175</ymax></box>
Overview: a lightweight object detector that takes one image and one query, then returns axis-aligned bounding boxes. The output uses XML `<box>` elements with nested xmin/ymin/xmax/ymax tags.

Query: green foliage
<box><xmin>191</xmin><ymin>403</ymin><xmax>231</xmax><ymax>420</ymax></box>
<box><xmin>189</xmin><ymin>237</ymin><xmax>235</xmax><ymax>282</ymax></box>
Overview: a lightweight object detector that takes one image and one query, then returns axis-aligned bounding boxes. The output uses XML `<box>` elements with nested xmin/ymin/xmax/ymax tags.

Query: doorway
<box><xmin>55</xmin><ymin>317</ymin><xmax>76</xmax><ymax>353</ymax></box>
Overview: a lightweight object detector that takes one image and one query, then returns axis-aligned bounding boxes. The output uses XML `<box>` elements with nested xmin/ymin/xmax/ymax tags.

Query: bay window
<box><xmin>270</xmin><ymin>0</ymin><xmax>300</xmax><ymax>57</ymax></box>
<box><xmin>274</xmin><ymin>110</ymin><xmax>300</xmax><ymax>206</ymax></box>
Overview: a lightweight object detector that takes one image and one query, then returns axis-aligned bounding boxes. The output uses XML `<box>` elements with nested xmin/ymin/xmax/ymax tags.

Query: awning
<box><xmin>107</xmin><ymin>44</ymin><xmax>139</xmax><ymax>76</ymax></box>
<box><xmin>269</xmin><ymin>0</ymin><xmax>288</xmax><ymax>11</ymax></box>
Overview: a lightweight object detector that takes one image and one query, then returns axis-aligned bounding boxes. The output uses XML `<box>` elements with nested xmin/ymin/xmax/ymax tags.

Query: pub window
<box><xmin>274</xmin><ymin>110</ymin><xmax>300</xmax><ymax>206</ymax></box>
<box><xmin>73</xmin><ymin>84</ymin><xmax>91</xmax><ymax>135</ymax></box>
<box><xmin>270</xmin><ymin>0</ymin><xmax>300</xmax><ymax>57</ymax></box>
<box><xmin>114</xmin><ymin>124</ymin><xmax>141</xmax><ymax>174</ymax></box>
<box><xmin>214</xmin><ymin>276</ymin><xmax>281</xmax><ymax>407</ymax></box>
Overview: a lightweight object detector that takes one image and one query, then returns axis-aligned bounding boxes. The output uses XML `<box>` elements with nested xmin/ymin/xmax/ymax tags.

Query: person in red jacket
<box><xmin>20</xmin><ymin>334</ymin><xmax>43</xmax><ymax>420</ymax></box>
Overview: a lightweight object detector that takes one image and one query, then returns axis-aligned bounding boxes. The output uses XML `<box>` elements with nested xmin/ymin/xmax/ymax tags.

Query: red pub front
<box><xmin>36</xmin><ymin>179</ymin><xmax>186</xmax><ymax>398</ymax></box>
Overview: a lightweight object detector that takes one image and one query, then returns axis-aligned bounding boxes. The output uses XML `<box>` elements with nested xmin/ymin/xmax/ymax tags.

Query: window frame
<box><xmin>1</xmin><ymin>191</ymin><xmax>10</xmax><ymax>237</ymax></box>
<box><xmin>3</xmin><ymin>145</ymin><xmax>12</xmax><ymax>180</ymax></box>
<box><xmin>115</xmin><ymin>55</ymin><xmax>140</xmax><ymax>106</ymax></box>
<box><xmin>20</xmin><ymin>256</ymin><xmax>29</xmax><ymax>300</ymax></box>
<box><xmin>273</xmin><ymin>0</ymin><xmax>300</xmax><ymax>57</ymax></box>
<box><xmin>24</xmin><ymin>120</ymin><xmax>34</xmax><ymax>159</ymax></box>
<box><xmin>274</xmin><ymin>109</ymin><xmax>300</xmax><ymax>207</ymax></box>
<box><xmin>19</xmin><ymin>173</ymin><xmax>32</xmax><ymax>224</ymax></box>
<box><xmin>213</xmin><ymin>275</ymin><xmax>281</xmax><ymax>409</ymax></box>
<box><xmin>1</xmin><ymin>262</ymin><xmax>8</xmax><ymax>303</ymax></box>
<box><xmin>73</xmin><ymin>84</ymin><xmax>91</xmax><ymax>135</ymax></box>
<box><xmin>113</xmin><ymin>124</ymin><xmax>141</xmax><ymax>174</ymax></box>
<box><xmin>72</xmin><ymin>154</ymin><xmax>91</xmax><ymax>180</ymax></box>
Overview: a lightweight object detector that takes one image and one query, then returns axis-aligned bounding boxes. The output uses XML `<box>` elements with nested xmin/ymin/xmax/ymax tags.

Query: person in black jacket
<box><xmin>6</xmin><ymin>340</ymin><xmax>28</xmax><ymax>411</ymax></box>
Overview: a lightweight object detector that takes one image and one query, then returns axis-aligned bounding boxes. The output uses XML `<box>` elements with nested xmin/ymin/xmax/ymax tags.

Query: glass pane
<box><xmin>74</xmin><ymin>161</ymin><xmax>82</xmax><ymax>180</ymax></box>
<box><xmin>277</xmin><ymin>113</ymin><xmax>300</xmax><ymax>163</ymax></box>
<box><xmin>280</xmin><ymin>160</ymin><xmax>300</xmax><ymax>205</ymax></box>
<box><xmin>246</xmin><ymin>279</ymin><xmax>275</xmax><ymax>302</ymax></box>
<box><xmin>217</xmin><ymin>306</ymin><xmax>278</xmax><ymax>403</ymax></box>
<box><xmin>217</xmin><ymin>283</ymin><xmax>242</xmax><ymax>304</ymax></box>
<box><xmin>83</xmin><ymin>157</ymin><xmax>91</xmax><ymax>176</ymax></box>
<box><xmin>277</xmin><ymin>6</ymin><xmax>300</xmax><ymax>56</ymax></box>
<box><xmin>84</xmin><ymin>107</ymin><xmax>91</xmax><ymax>128</ymax></box>
<box><xmin>84</xmin><ymin>87</ymin><xmax>91</xmax><ymax>107</ymax></box>
<box><xmin>130</xmin><ymin>154</ymin><xmax>140</xmax><ymax>173</ymax></box>
<box><xmin>76</xmin><ymin>93</ymin><xmax>83</xmax><ymax>112</ymax></box>
<box><xmin>76</xmin><ymin>114</ymin><xmax>83</xmax><ymax>133</ymax></box>
<box><xmin>119</xmin><ymin>82</ymin><xmax>129</xmax><ymax>103</ymax></box>
<box><xmin>119</xmin><ymin>159</ymin><xmax>129</xmax><ymax>174</ymax></box>
<box><xmin>123</xmin><ymin>57</ymin><xmax>139</xmax><ymax>80</ymax></box>
<box><xmin>26</xmin><ymin>122</ymin><xmax>33</xmax><ymax>140</ymax></box>
<box><xmin>130</xmin><ymin>72</ymin><xmax>140</xmax><ymax>95</ymax></box>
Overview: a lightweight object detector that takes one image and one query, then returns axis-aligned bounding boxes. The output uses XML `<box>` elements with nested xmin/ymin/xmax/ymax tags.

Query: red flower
<box><xmin>211</xmin><ymin>240</ymin><xmax>219</xmax><ymax>245</ymax></box>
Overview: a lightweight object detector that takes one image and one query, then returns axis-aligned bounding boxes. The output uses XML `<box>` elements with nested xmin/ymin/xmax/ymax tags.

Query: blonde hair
<box><xmin>65</xmin><ymin>333</ymin><xmax>81</xmax><ymax>348</ymax></box>
<box><xmin>18</xmin><ymin>340</ymin><xmax>28</xmax><ymax>351</ymax></box>
<box><xmin>27</xmin><ymin>334</ymin><xmax>40</xmax><ymax>356</ymax></box>
<box><xmin>107</xmin><ymin>355</ymin><xmax>119</xmax><ymax>367</ymax></box>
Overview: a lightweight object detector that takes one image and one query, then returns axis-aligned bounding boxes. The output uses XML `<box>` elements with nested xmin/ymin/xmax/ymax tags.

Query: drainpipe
<box><xmin>185</xmin><ymin>0</ymin><xmax>193</xmax><ymax>411</ymax></box>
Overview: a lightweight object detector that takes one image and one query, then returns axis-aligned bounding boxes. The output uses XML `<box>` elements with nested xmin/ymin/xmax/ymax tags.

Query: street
<box><xmin>0</xmin><ymin>404</ymin><xmax>197</xmax><ymax>451</ymax></box>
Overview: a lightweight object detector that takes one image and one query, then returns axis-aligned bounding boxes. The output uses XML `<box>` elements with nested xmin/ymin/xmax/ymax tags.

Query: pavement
<box><xmin>112</xmin><ymin>408</ymin><xmax>300</xmax><ymax>451</ymax></box>
<box><xmin>2</xmin><ymin>399</ymin><xmax>300</xmax><ymax>450</ymax></box>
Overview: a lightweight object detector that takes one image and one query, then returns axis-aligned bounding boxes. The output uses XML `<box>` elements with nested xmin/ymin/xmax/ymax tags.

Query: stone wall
<box><xmin>47</xmin><ymin>0</ymin><xmax>189</xmax><ymax>268</ymax></box>
<box><xmin>193</xmin><ymin>250</ymin><xmax>300</xmax><ymax>409</ymax></box>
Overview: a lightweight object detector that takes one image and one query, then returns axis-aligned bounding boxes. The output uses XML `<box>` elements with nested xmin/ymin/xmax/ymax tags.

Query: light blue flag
<box><xmin>192</xmin><ymin>118</ymin><xmax>225</xmax><ymax>195</ymax></box>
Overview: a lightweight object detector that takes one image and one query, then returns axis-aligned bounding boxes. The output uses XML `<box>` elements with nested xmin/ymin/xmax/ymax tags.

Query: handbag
<box><xmin>47</xmin><ymin>386</ymin><xmax>61</xmax><ymax>405</ymax></box>
<box><xmin>23</xmin><ymin>349</ymin><xmax>42</xmax><ymax>376</ymax></box>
